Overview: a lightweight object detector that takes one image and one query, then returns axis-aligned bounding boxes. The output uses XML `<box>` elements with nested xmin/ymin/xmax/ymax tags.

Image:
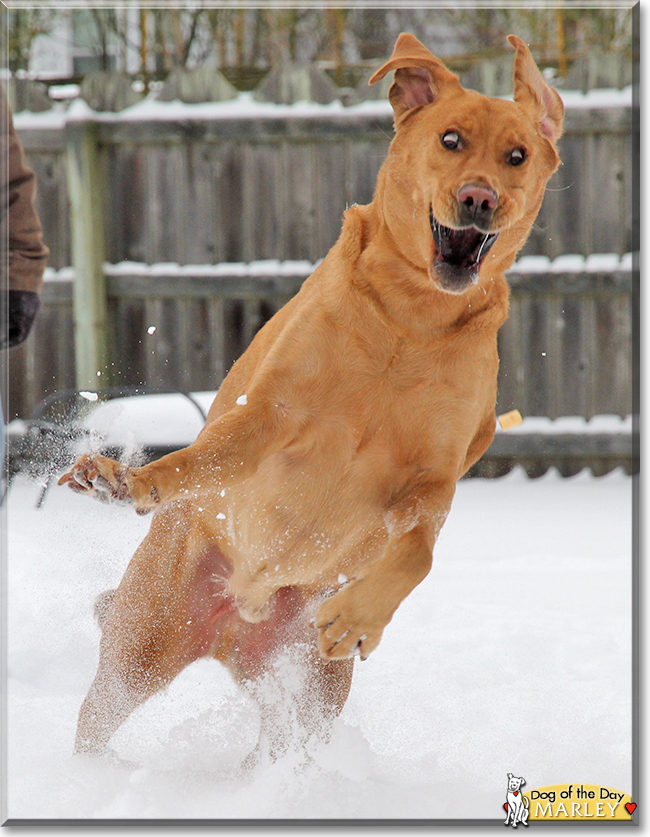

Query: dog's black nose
<box><xmin>457</xmin><ymin>183</ymin><xmax>498</xmax><ymax>229</ymax></box>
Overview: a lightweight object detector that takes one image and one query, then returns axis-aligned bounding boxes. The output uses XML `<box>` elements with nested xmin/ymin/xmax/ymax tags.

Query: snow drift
<box><xmin>5</xmin><ymin>463</ymin><xmax>633</xmax><ymax>822</ymax></box>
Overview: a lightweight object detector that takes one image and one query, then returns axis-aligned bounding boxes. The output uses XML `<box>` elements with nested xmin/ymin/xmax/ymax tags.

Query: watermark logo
<box><xmin>502</xmin><ymin>779</ymin><xmax>636</xmax><ymax>823</ymax></box>
<box><xmin>504</xmin><ymin>773</ymin><xmax>529</xmax><ymax>828</ymax></box>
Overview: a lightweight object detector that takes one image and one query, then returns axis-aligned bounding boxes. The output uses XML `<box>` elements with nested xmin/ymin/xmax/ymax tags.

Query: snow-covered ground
<box><xmin>4</xmin><ymin>463</ymin><xmax>633</xmax><ymax>822</ymax></box>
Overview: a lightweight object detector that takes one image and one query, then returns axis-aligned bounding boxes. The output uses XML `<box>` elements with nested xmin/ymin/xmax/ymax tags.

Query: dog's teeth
<box><xmin>429</xmin><ymin>206</ymin><xmax>444</xmax><ymax>234</ymax></box>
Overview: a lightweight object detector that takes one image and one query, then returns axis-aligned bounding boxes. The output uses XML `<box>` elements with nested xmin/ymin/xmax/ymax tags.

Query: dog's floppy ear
<box><xmin>369</xmin><ymin>32</ymin><xmax>461</xmax><ymax>124</ymax></box>
<box><xmin>509</xmin><ymin>35</ymin><xmax>564</xmax><ymax>143</ymax></box>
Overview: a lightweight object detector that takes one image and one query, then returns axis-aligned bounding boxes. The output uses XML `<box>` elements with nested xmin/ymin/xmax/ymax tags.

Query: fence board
<box><xmin>182</xmin><ymin>144</ymin><xmax>216</xmax><ymax>265</ymax></box>
<box><xmin>315</xmin><ymin>141</ymin><xmax>349</xmax><ymax>258</ymax></box>
<box><xmin>558</xmin><ymin>296</ymin><xmax>589</xmax><ymax>417</ymax></box>
<box><xmin>546</xmin><ymin>294</ymin><xmax>562</xmax><ymax>420</ymax></box>
<box><xmin>142</xmin><ymin>297</ymin><xmax>166</xmax><ymax>385</ymax></box>
<box><xmin>170</xmin><ymin>144</ymin><xmax>194</xmax><ymax>266</ymax></box>
<box><xmin>348</xmin><ymin>139</ymin><xmax>386</xmax><ymax>208</ymax></box>
<box><xmin>242</xmin><ymin>143</ymin><xmax>282</xmax><ymax>261</ymax></box>
<box><xmin>217</xmin><ymin>143</ymin><xmax>246</xmax><ymax>263</ymax></box>
<box><xmin>594</xmin><ymin>295</ymin><xmax>632</xmax><ymax>417</ymax></box>
<box><xmin>109</xmin><ymin>295</ymin><xmax>145</xmax><ymax>387</ymax></box>
<box><xmin>495</xmin><ymin>295</ymin><xmax>521</xmax><ymax>412</ymax></box>
<box><xmin>521</xmin><ymin>296</ymin><xmax>547</xmax><ymax>416</ymax></box>
<box><xmin>143</xmin><ymin>147</ymin><xmax>172</xmax><ymax>263</ymax></box>
<box><xmin>207</xmin><ymin>298</ymin><xmax>227</xmax><ymax>385</ymax></box>
<box><xmin>582</xmin><ymin>296</ymin><xmax>598</xmax><ymax>420</ymax></box>
<box><xmin>283</xmin><ymin>142</ymin><xmax>317</xmax><ymax>261</ymax></box>
<box><xmin>107</xmin><ymin>144</ymin><xmax>147</xmax><ymax>264</ymax></box>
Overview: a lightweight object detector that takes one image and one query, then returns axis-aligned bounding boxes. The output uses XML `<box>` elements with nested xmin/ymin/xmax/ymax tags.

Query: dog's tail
<box><xmin>94</xmin><ymin>588</ymin><xmax>117</xmax><ymax>629</ymax></box>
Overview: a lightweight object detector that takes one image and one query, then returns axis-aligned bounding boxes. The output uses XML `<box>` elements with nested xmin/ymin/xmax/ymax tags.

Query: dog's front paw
<box><xmin>58</xmin><ymin>454</ymin><xmax>159</xmax><ymax>513</ymax></box>
<box><xmin>58</xmin><ymin>454</ymin><xmax>132</xmax><ymax>502</ymax></box>
<box><xmin>315</xmin><ymin>581</ymin><xmax>386</xmax><ymax>661</ymax></box>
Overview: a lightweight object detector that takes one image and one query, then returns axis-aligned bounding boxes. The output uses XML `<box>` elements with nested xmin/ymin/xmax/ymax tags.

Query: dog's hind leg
<box><xmin>93</xmin><ymin>588</ymin><xmax>116</xmax><ymax>629</ymax></box>
<box><xmin>74</xmin><ymin>501</ymin><xmax>236</xmax><ymax>755</ymax></box>
<box><xmin>216</xmin><ymin>588</ymin><xmax>354</xmax><ymax>763</ymax></box>
<box><xmin>246</xmin><ymin>655</ymin><xmax>354</xmax><ymax>765</ymax></box>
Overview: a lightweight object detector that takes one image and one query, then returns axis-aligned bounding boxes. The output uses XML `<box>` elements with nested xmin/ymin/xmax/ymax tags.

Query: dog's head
<box><xmin>508</xmin><ymin>773</ymin><xmax>526</xmax><ymax>792</ymax></box>
<box><xmin>370</xmin><ymin>33</ymin><xmax>564</xmax><ymax>294</ymax></box>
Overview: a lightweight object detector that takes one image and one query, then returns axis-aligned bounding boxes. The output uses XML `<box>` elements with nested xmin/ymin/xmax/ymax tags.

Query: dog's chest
<box><xmin>353</xmin><ymin>336</ymin><xmax>495</xmax><ymax>465</ymax></box>
<box><xmin>371</xmin><ymin>337</ymin><xmax>491</xmax><ymax>416</ymax></box>
<box><xmin>383</xmin><ymin>345</ymin><xmax>436</xmax><ymax>390</ymax></box>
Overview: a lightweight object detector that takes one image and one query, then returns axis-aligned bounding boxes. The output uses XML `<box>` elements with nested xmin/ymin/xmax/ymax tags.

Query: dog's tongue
<box><xmin>429</xmin><ymin>207</ymin><xmax>499</xmax><ymax>293</ymax></box>
<box><xmin>436</xmin><ymin>225</ymin><xmax>496</xmax><ymax>267</ymax></box>
<box><xmin>438</xmin><ymin>227</ymin><xmax>485</xmax><ymax>263</ymax></box>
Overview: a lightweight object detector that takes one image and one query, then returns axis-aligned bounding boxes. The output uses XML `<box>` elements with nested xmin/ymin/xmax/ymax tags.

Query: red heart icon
<box><xmin>514</xmin><ymin>791</ymin><xmax>519</xmax><ymax>796</ymax></box>
<box><xmin>503</xmin><ymin>803</ymin><xmax>508</xmax><ymax>811</ymax></box>
<box><xmin>626</xmin><ymin>803</ymin><xmax>636</xmax><ymax>815</ymax></box>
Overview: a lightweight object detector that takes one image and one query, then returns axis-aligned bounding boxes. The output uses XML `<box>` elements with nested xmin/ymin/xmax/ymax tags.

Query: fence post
<box><xmin>64</xmin><ymin>116</ymin><xmax>110</xmax><ymax>390</ymax></box>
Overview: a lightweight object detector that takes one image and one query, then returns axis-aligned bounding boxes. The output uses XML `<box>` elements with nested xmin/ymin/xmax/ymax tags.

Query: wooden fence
<box><xmin>5</xmin><ymin>260</ymin><xmax>634</xmax><ymax>415</ymax></box>
<box><xmin>3</xmin><ymin>103</ymin><xmax>636</xmax><ymax>474</ymax></box>
<box><xmin>17</xmin><ymin>104</ymin><xmax>633</xmax><ymax>273</ymax></box>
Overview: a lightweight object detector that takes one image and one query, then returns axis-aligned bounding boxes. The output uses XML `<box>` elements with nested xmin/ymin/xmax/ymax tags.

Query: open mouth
<box><xmin>429</xmin><ymin>206</ymin><xmax>499</xmax><ymax>293</ymax></box>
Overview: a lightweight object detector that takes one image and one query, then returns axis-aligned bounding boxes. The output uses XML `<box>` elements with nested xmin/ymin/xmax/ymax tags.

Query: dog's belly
<box><xmin>207</xmin><ymin>429</ymin><xmax>392</xmax><ymax>611</ymax></box>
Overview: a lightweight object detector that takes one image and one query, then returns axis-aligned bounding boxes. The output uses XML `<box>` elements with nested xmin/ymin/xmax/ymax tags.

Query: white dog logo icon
<box><xmin>504</xmin><ymin>773</ymin><xmax>529</xmax><ymax>827</ymax></box>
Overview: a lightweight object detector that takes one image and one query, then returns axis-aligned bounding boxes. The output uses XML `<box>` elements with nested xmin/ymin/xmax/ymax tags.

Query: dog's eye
<box><xmin>508</xmin><ymin>147</ymin><xmax>527</xmax><ymax>166</ymax></box>
<box><xmin>441</xmin><ymin>130</ymin><xmax>462</xmax><ymax>150</ymax></box>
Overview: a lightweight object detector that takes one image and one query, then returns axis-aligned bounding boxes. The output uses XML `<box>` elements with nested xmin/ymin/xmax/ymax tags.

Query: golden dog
<box><xmin>60</xmin><ymin>33</ymin><xmax>563</xmax><ymax>758</ymax></box>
